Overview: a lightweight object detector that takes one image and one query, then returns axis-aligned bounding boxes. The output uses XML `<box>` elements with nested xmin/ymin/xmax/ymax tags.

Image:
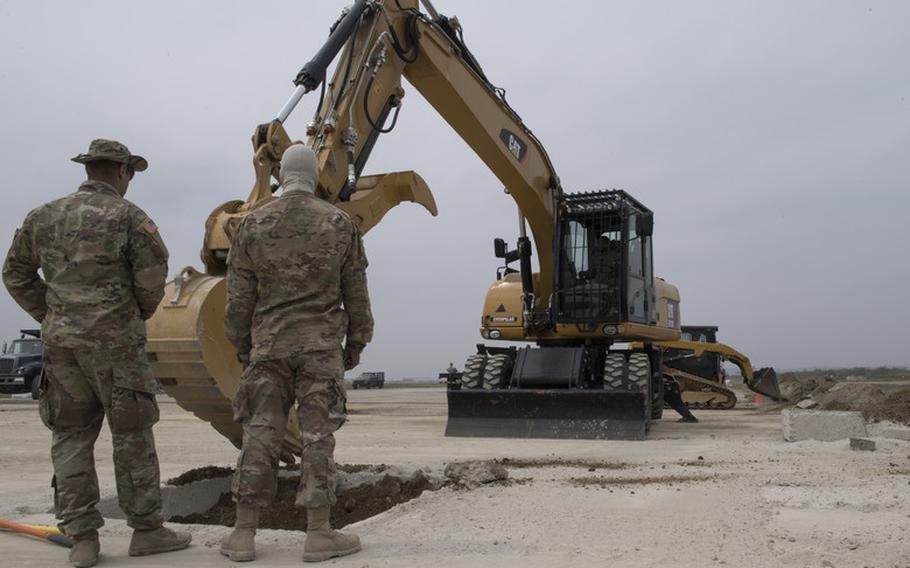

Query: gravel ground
<box><xmin>1</xmin><ymin>386</ymin><xmax>908</xmax><ymax>568</ymax></box>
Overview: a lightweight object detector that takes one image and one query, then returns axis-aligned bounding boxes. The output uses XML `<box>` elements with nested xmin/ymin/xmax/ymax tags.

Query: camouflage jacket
<box><xmin>225</xmin><ymin>190</ymin><xmax>373</xmax><ymax>361</ymax></box>
<box><xmin>2</xmin><ymin>181</ymin><xmax>169</xmax><ymax>349</ymax></box>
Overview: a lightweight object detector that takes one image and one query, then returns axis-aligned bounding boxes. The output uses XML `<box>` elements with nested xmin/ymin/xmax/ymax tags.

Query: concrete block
<box><xmin>782</xmin><ymin>409</ymin><xmax>867</xmax><ymax>442</ymax></box>
<box><xmin>868</xmin><ymin>423</ymin><xmax>910</xmax><ymax>441</ymax></box>
<box><xmin>849</xmin><ymin>437</ymin><xmax>876</xmax><ymax>451</ymax></box>
<box><xmin>98</xmin><ymin>476</ymin><xmax>231</xmax><ymax>521</ymax></box>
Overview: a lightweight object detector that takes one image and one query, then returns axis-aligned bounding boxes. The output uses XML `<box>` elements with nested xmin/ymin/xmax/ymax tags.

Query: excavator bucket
<box><xmin>445</xmin><ymin>389</ymin><xmax>649</xmax><ymax>441</ymax></box>
<box><xmin>746</xmin><ymin>367</ymin><xmax>786</xmax><ymax>402</ymax></box>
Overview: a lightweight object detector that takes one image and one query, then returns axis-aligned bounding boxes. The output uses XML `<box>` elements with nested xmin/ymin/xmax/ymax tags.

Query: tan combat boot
<box><xmin>220</xmin><ymin>504</ymin><xmax>260</xmax><ymax>562</ymax></box>
<box><xmin>68</xmin><ymin>530</ymin><xmax>100</xmax><ymax>568</ymax></box>
<box><xmin>128</xmin><ymin>524</ymin><xmax>192</xmax><ymax>557</ymax></box>
<box><xmin>302</xmin><ymin>506</ymin><xmax>361</xmax><ymax>562</ymax></box>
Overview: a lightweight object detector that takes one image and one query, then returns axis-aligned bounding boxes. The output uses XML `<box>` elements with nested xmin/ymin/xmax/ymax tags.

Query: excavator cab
<box><xmin>554</xmin><ymin>191</ymin><xmax>656</xmax><ymax>329</ymax></box>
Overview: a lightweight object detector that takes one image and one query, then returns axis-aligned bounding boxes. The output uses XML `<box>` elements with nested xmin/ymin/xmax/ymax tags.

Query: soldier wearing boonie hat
<box><xmin>2</xmin><ymin>138</ymin><xmax>191</xmax><ymax>567</ymax></box>
<box><xmin>71</xmin><ymin>138</ymin><xmax>149</xmax><ymax>173</ymax></box>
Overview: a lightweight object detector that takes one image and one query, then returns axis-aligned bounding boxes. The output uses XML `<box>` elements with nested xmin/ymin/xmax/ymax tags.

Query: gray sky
<box><xmin>1</xmin><ymin>1</ymin><xmax>908</xmax><ymax>376</ymax></box>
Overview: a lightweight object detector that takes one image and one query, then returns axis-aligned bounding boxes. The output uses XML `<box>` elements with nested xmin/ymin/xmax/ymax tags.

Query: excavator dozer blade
<box><xmin>747</xmin><ymin>367</ymin><xmax>786</xmax><ymax>402</ymax></box>
<box><xmin>445</xmin><ymin>389</ymin><xmax>648</xmax><ymax>440</ymax></box>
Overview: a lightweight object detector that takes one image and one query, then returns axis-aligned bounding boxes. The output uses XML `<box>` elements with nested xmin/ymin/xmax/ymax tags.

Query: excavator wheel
<box><xmin>628</xmin><ymin>352</ymin><xmax>652</xmax><ymax>416</ymax></box>
<box><xmin>482</xmin><ymin>354</ymin><xmax>512</xmax><ymax>389</ymax></box>
<box><xmin>462</xmin><ymin>354</ymin><xmax>487</xmax><ymax>389</ymax></box>
<box><xmin>603</xmin><ymin>353</ymin><xmax>627</xmax><ymax>389</ymax></box>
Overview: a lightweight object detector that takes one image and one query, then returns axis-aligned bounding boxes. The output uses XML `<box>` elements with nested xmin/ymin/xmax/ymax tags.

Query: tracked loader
<box><xmin>649</xmin><ymin>326</ymin><xmax>785</xmax><ymax>409</ymax></box>
<box><xmin>146</xmin><ymin>0</ymin><xmax>684</xmax><ymax>453</ymax></box>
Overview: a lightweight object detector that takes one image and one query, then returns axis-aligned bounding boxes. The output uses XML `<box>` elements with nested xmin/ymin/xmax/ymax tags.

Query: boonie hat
<box><xmin>71</xmin><ymin>138</ymin><xmax>148</xmax><ymax>172</ymax></box>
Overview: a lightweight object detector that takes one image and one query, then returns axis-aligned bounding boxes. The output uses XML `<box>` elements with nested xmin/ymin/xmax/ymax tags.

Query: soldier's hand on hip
<box><xmin>237</xmin><ymin>351</ymin><xmax>250</xmax><ymax>373</ymax></box>
<box><xmin>343</xmin><ymin>342</ymin><xmax>365</xmax><ymax>371</ymax></box>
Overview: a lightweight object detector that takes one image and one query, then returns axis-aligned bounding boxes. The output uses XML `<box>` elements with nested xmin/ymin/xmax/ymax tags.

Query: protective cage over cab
<box><xmin>555</xmin><ymin>190</ymin><xmax>656</xmax><ymax>330</ymax></box>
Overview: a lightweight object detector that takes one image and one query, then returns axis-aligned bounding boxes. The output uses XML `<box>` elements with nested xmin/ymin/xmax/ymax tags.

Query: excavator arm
<box><xmin>201</xmin><ymin>0</ymin><xmax>561</xmax><ymax>311</ymax></box>
<box><xmin>150</xmin><ymin>0</ymin><xmax>564</xmax><ymax>453</ymax></box>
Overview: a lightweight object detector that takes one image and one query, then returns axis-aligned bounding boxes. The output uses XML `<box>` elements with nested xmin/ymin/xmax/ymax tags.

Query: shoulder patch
<box><xmin>142</xmin><ymin>220</ymin><xmax>158</xmax><ymax>234</ymax></box>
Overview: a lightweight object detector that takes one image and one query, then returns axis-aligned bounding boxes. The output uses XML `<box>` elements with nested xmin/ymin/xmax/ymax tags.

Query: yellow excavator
<box><xmin>146</xmin><ymin>0</ymin><xmax>778</xmax><ymax>449</ymax></box>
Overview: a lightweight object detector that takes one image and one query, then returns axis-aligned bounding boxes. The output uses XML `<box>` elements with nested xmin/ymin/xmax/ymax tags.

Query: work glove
<box><xmin>343</xmin><ymin>342</ymin><xmax>365</xmax><ymax>371</ymax></box>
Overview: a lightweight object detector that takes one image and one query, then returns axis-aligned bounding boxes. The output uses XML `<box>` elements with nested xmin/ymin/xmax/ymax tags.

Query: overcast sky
<box><xmin>1</xmin><ymin>1</ymin><xmax>908</xmax><ymax>376</ymax></box>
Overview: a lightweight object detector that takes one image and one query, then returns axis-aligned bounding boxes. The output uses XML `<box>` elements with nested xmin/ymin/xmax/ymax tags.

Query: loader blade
<box><xmin>747</xmin><ymin>367</ymin><xmax>786</xmax><ymax>401</ymax></box>
<box><xmin>445</xmin><ymin>389</ymin><xmax>648</xmax><ymax>440</ymax></box>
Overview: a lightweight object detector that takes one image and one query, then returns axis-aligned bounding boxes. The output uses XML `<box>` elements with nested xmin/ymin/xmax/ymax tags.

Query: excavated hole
<box><xmin>94</xmin><ymin>460</ymin><xmax>508</xmax><ymax>530</ymax></box>
<box><xmin>164</xmin><ymin>464</ymin><xmax>437</xmax><ymax>530</ymax></box>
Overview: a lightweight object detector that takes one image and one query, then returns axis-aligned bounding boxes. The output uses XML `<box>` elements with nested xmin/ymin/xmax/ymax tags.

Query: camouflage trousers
<box><xmin>40</xmin><ymin>344</ymin><xmax>164</xmax><ymax>537</ymax></box>
<box><xmin>231</xmin><ymin>349</ymin><xmax>347</xmax><ymax>509</ymax></box>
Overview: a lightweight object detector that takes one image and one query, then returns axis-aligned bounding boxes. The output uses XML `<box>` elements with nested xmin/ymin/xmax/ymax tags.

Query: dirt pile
<box><xmin>777</xmin><ymin>378</ymin><xmax>910</xmax><ymax>426</ymax></box>
<box><xmin>865</xmin><ymin>389</ymin><xmax>910</xmax><ymax>425</ymax></box>
<box><xmin>444</xmin><ymin>460</ymin><xmax>508</xmax><ymax>488</ymax></box>
<box><xmin>778</xmin><ymin>375</ymin><xmax>838</xmax><ymax>402</ymax></box>
<box><xmin>814</xmin><ymin>383</ymin><xmax>887</xmax><ymax>416</ymax></box>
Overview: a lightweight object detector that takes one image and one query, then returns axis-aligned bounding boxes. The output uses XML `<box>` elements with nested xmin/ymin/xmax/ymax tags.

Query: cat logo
<box><xmin>495</xmin><ymin>304</ymin><xmax>507</xmax><ymax>313</ymax></box>
<box><xmin>499</xmin><ymin>128</ymin><xmax>528</xmax><ymax>163</ymax></box>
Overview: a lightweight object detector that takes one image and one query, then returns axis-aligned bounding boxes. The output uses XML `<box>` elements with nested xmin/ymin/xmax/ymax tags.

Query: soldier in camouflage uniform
<box><xmin>2</xmin><ymin>139</ymin><xmax>192</xmax><ymax>568</ymax></box>
<box><xmin>221</xmin><ymin>144</ymin><xmax>373</xmax><ymax>563</ymax></box>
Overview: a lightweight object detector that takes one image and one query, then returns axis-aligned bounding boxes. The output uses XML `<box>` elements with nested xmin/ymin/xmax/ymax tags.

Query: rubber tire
<box><xmin>462</xmin><ymin>354</ymin><xmax>487</xmax><ymax>389</ymax></box>
<box><xmin>603</xmin><ymin>353</ymin><xmax>627</xmax><ymax>389</ymax></box>
<box><xmin>628</xmin><ymin>352</ymin><xmax>651</xmax><ymax>417</ymax></box>
<box><xmin>482</xmin><ymin>354</ymin><xmax>512</xmax><ymax>389</ymax></box>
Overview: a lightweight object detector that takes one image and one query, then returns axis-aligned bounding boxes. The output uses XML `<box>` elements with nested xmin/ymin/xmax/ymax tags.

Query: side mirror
<box><xmin>639</xmin><ymin>213</ymin><xmax>654</xmax><ymax>237</ymax></box>
<box><xmin>1</xmin><ymin>342</ymin><xmax>6</xmax><ymax>355</ymax></box>
<box><xmin>493</xmin><ymin>238</ymin><xmax>508</xmax><ymax>259</ymax></box>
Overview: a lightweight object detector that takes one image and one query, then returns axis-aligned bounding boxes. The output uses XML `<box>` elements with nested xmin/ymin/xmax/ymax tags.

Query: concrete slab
<box><xmin>782</xmin><ymin>408</ymin><xmax>867</xmax><ymax>442</ymax></box>
<box><xmin>849</xmin><ymin>438</ymin><xmax>876</xmax><ymax>451</ymax></box>
<box><xmin>868</xmin><ymin>421</ymin><xmax>910</xmax><ymax>441</ymax></box>
<box><xmin>98</xmin><ymin>476</ymin><xmax>231</xmax><ymax>521</ymax></box>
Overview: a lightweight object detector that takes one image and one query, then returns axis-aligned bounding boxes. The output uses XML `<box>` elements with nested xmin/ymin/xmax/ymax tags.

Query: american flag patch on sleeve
<box><xmin>143</xmin><ymin>220</ymin><xmax>158</xmax><ymax>234</ymax></box>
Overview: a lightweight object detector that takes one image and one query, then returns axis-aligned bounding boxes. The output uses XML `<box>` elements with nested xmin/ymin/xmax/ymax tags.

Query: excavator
<box><xmin>146</xmin><ymin>0</ymin><xmax>781</xmax><ymax>449</ymax></box>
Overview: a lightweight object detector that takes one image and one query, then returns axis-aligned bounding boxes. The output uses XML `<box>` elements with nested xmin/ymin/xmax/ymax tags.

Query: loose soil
<box><xmin>568</xmin><ymin>474</ymin><xmax>719</xmax><ymax>488</ymax></box>
<box><xmin>167</xmin><ymin>465</ymin><xmax>234</xmax><ymax>486</ymax></box>
<box><xmin>867</xmin><ymin>389</ymin><xmax>910</xmax><ymax>425</ymax></box>
<box><xmin>169</xmin><ymin>464</ymin><xmax>433</xmax><ymax>530</ymax></box>
<box><xmin>496</xmin><ymin>457</ymin><xmax>629</xmax><ymax>469</ymax></box>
